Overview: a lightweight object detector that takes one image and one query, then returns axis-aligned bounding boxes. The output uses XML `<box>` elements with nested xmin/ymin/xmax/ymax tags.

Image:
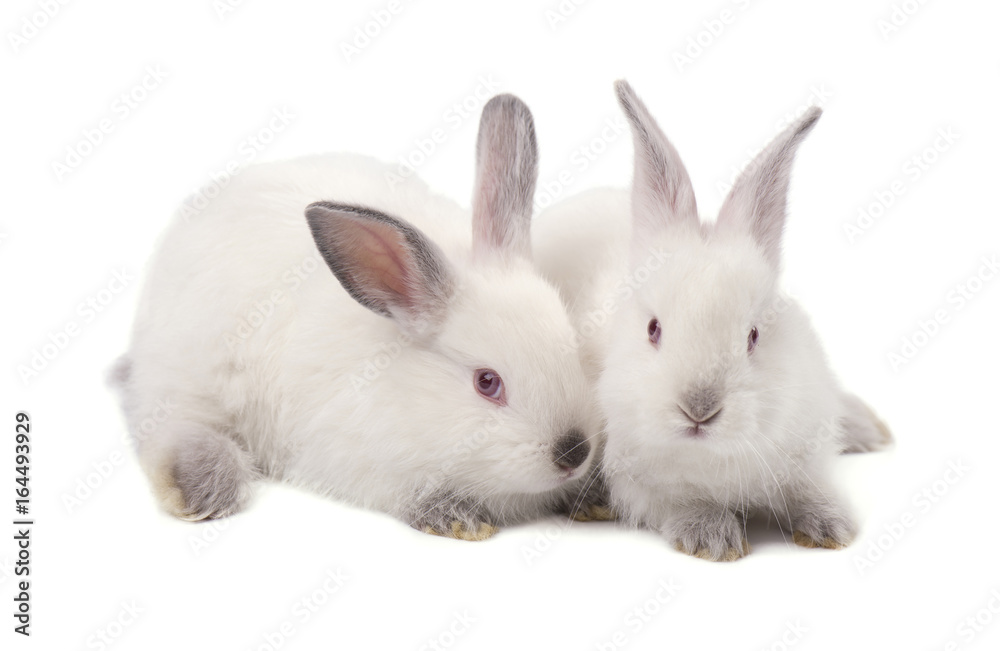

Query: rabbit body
<box><xmin>119</xmin><ymin>97</ymin><xmax>598</xmax><ymax>539</ymax></box>
<box><xmin>534</xmin><ymin>82</ymin><xmax>890</xmax><ymax>560</ymax></box>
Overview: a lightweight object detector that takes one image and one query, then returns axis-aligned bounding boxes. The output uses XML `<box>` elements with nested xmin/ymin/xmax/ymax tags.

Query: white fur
<box><xmin>119</xmin><ymin>147</ymin><xmax>598</xmax><ymax>530</ymax></box>
<box><xmin>597</xmin><ymin>229</ymin><xmax>844</xmax><ymax>517</ymax></box>
<box><xmin>534</xmin><ymin>81</ymin><xmax>888</xmax><ymax>558</ymax></box>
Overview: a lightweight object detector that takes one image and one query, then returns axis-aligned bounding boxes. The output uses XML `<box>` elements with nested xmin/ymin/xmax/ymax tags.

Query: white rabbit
<box><xmin>533</xmin><ymin>81</ymin><xmax>890</xmax><ymax>560</ymax></box>
<box><xmin>115</xmin><ymin>94</ymin><xmax>600</xmax><ymax>541</ymax></box>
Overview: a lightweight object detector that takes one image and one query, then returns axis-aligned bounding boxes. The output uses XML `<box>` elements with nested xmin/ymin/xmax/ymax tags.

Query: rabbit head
<box><xmin>599</xmin><ymin>80</ymin><xmax>832</xmax><ymax>494</ymax></box>
<box><xmin>305</xmin><ymin>95</ymin><xmax>597</xmax><ymax>503</ymax></box>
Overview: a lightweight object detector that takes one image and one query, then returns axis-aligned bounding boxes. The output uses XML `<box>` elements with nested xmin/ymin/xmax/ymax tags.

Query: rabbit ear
<box><xmin>615</xmin><ymin>80</ymin><xmax>698</xmax><ymax>244</ymax></box>
<box><xmin>472</xmin><ymin>94</ymin><xmax>538</xmax><ymax>261</ymax></box>
<box><xmin>716</xmin><ymin>107</ymin><xmax>821</xmax><ymax>268</ymax></box>
<box><xmin>306</xmin><ymin>202</ymin><xmax>454</xmax><ymax>332</ymax></box>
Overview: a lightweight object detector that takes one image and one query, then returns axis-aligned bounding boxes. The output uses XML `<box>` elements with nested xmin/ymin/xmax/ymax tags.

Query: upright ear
<box><xmin>716</xmin><ymin>107</ymin><xmax>821</xmax><ymax>268</ymax></box>
<box><xmin>472</xmin><ymin>93</ymin><xmax>538</xmax><ymax>261</ymax></box>
<box><xmin>306</xmin><ymin>202</ymin><xmax>454</xmax><ymax>333</ymax></box>
<box><xmin>614</xmin><ymin>80</ymin><xmax>698</xmax><ymax>247</ymax></box>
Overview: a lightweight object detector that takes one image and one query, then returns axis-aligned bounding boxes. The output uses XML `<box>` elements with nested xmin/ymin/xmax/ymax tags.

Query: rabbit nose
<box><xmin>553</xmin><ymin>430</ymin><xmax>590</xmax><ymax>470</ymax></box>
<box><xmin>680</xmin><ymin>387</ymin><xmax>723</xmax><ymax>424</ymax></box>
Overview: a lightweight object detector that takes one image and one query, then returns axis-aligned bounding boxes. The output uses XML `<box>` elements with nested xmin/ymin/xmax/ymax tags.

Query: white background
<box><xmin>3</xmin><ymin>0</ymin><xmax>999</xmax><ymax>649</ymax></box>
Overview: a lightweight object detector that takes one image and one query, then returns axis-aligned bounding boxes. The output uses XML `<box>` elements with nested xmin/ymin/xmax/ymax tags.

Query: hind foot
<box><xmin>143</xmin><ymin>424</ymin><xmax>257</xmax><ymax>521</ymax></box>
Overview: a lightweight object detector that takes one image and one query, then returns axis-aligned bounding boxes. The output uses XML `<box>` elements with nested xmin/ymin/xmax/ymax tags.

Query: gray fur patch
<box><xmin>471</xmin><ymin>93</ymin><xmax>539</xmax><ymax>260</ymax></box>
<box><xmin>170</xmin><ymin>431</ymin><xmax>257</xmax><ymax>521</ymax></box>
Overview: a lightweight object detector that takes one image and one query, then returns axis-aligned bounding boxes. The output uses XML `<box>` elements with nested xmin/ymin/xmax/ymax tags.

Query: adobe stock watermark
<box><xmin>0</xmin><ymin>555</ymin><xmax>17</xmax><ymax>587</ymax></box>
<box><xmin>544</xmin><ymin>0</ymin><xmax>590</xmax><ymax>31</ymax></box>
<box><xmin>595</xmin><ymin>578</ymin><xmax>682</xmax><ymax>651</ymax></box>
<box><xmin>845</xmin><ymin>126</ymin><xmax>959</xmax><ymax>244</ymax></box>
<box><xmin>84</xmin><ymin>600</ymin><xmax>145</xmax><ymax>650</ymax></box>
<box><xmin>188</xmin><ymin>518</ymin><xmax>233</xmax><ymax>556</ymax></box>
<box><xmin>672</xmin><ymin>0</ymin><xmax>754</xmax><ymax>73</ymax></box>
<box><xmin>347</xmin><ymin>319</ymin><xmax>430</xmax><ymax>393</ymax></box>
<box><xmin>756</xmin><ymin>621</ymin><xmax>808</xmax><ymax>651</ymax></box>
<box><xmin>936</xmin><ymin>588</ymin><xmax>1000</xmax><ymax>650</ymax></box>
<box><xmin>243</xmin><ymin>568</ymin><xmax>348</xmax><ymax>651</ymax></box>
<box><xmin>127</xmin><ymin>398</ymin><xmax>176</xmax><ymax>446</ymax></box>
<box><xmin>886</xmin><ymin>253</ymin><xmax>996</xmax><ymax>372</ymax></box>
<box><xmin>213</xmin><ymin>0</ymin><xmax>249</xmax><ymax>20</ymax></box>
<box><xmin>384</xmin><ymin>74</ymin><xmax>502</xmax><ymax>191</ymax></box>
<box><xmin>17</xmin><ymin>268</ymin><xmax>134</xmax><ymax>385</ymax></box>
<box><xmin>533</xmin><ymin>114</ymin><xmax>628</xmax><ymax>212</ymax></box>
<box><xmin>222</xmin><ymin>251</ymin><xmax>322</xmax><ymax>351</ymax></box>
<box><xmin>63</xmin><ymin>397</ymin><xmax>175</xmax><ymax>514</ymax></box>
<box><xmin>521</xmin><ymin>519</ymin><xmax>573</xmax><ymax>566</ymax></box>
<box><xmin>7</xmin><ymin>0</ymin><xmax>72</xmax><ymax>54</ymax></box>
<box><xmin>181</xmin><ymin>106</ymin><xmax>296</xmax><ymax>222</ymax></box>
<box><xmin>715</xmin><ymin>85</ymin><xmax>834</xmax><ymax>198</ymax></box>
<box><xmin>51</xmin><ymin>65</ymin><xmax>168</xmax><ymax>182</ymax></box>
<box><xmin>346</xmin><ymin>278</ymin><xmax>469</xmax><ymax>394</ymax></box>
<box><xmin>417</xmin><ymin>611</ymin><xmax>476</xmax><ymax>651</ymax></box>
<box><xmin>61</xmin><ymin>447</ymin><xmax>126</xmax><ymax>514</ymax></box>
<box><xmin>853</xmin><ymin>459</ymin><xmax>970</xmax><ymax>575</ymax></box>
<box><xmin>559</xmin><ymin>245</ymin><xmax>671</xmax><ymax>356</ymax></box>
<box><xmin>418</xmin><ymin>410</ymin><xmax>504</xmax><ymax>500</ymax></box>
<box><xmin>876</xmin><ymin>0</ymin><xmax>932</xmax><ymax>41</ymax></box>
<box><xmin>339</xmin><ymin>0</ymin><xmax>412</xmax><ymax>63</ymax></box>
<box><xmin>766</xmin><ymin>417</ymin><xmax>843</xmax><ymax>489</ymax></box>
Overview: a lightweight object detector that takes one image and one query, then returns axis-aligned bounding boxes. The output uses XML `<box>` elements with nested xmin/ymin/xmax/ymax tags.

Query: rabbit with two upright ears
<box><xmin>535</xmin><ymin>80</ymin><xmax>890</xmax><ymax>560</ymax></box>
<box><xmin>117</xmin><ymin>94</ymin><xmax>600</xmax><ymax>540</ymax></box>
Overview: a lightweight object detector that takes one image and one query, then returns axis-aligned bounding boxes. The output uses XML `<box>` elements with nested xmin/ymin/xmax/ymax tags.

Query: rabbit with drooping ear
<box><xmin>116</xmin><ymin>93</ymin><xmax>599</xmax><ymax>540</ymax></box>
<box><xmin>534</xmin><ymin>80</ymin><xmax>891</xmax><ymax>560</ymax></box>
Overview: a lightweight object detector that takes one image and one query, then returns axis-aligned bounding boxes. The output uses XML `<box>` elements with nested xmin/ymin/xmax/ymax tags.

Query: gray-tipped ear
<box><xmin>306</xmin><ymin>202</ymin><xmax>454</xmax><ymax>332</ymax></box>
<box><xmin>716</xmin><ymin>107</ymin><xmax>822</xmax><ymax>268</ymax></box>
<box><xmin>472</xmin><ymin>93</ymin><xmax>538</xmax><ymax>261</ymax></box>
<box><xmin>614</xmin><ymin>80</ymin><xmax>698</xmax><ymax>243</ymax></box>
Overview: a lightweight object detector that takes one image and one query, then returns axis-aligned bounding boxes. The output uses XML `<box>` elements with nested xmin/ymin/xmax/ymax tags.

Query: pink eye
<box><xmin>648</xmin><ymin>318</ymin><xmax>661</xmax><ymax>346</ymax></box>
<box><xmin>474</xmin><ymin>368</ymin><xmax>506</xmax><ymax>405</ymax></box>
<box><xmin>748</xmin><ymin>326</ymin><xmax>759</xmax><ymax>354</ymax></box>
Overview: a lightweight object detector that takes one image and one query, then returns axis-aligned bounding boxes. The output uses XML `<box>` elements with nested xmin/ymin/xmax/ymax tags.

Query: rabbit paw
<box><xmin>791</xmin><ymin>504</ymin><xmax>856</xmax><ymax>550</ymax></box>
<box><xmin>667</xmin><ymin>508</ymin><xmax>750</xmax><ymax>562</ymax></box>
<box><xmin>570</xmin><ymin>503</ymin><xmax>617</xmax><ymax>522</ymax></box>
<box><xmin>563</xmin><ymin>465</ymin><xmax>616</xmax><ymax>522</ymax></box>
<box><xmin>146</xmin><ymin>425</ymin><xmax>256</xmax><ymax>522</ymax></box>
<box><xmin>423</xmin><ymin>521</ymin><xmax>499</xmax><ymax>541</ymax></box>
<box><xmin>674</xmin><ymin>538</ymin><xmax>750</xmax><ymax>562</ymax></box>
<box><xmin>410</xmin><ymin>494</ymin><xmax>498</xmax><ymax>541</ymax></box>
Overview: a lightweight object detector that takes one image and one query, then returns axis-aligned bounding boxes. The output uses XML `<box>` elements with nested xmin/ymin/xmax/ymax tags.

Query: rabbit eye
<box><xmin>748</xmin><ymin>326</ymin><xmax>759</xmax><ymax>354</ymax></box>
<box><xmin>474</xmin><ymin>368</ymin><xmax>506</xmax><ymax>406</ymax></box>
<box><xmin>648</xmin><ymin>318</ymin><xmax>661</xmax><ymax>346</ymax></box>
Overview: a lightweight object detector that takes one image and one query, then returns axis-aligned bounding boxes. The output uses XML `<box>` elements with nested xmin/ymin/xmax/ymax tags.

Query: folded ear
<box><xmin>614</xmin><ymin>80</ymin><xmax>698</xmax><ymax>247</ymax></box>
<box><xmin>472</xmin><ymin>93</ymin><xmax>538</xmax><ymax>261</ymax></box>
<box><xmin>306</xmin><ymin>202</ymin><xmax>454</xmax><ymax>333</ymax></box>
<box><xmin>716</xmin><ymin>107</ymin><xmax>821</xmax><ymax>268</ymax></box>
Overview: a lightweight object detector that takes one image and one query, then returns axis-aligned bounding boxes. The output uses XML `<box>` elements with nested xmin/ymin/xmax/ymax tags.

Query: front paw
<box><xmin>423</xmin><ymin>521</ymin><xmax>498</xmax><ymax>541</ymax></box>
<box><xmin>570</xmin><ymin>503</ymin><xmax>617</xmax><ymax>522</ymax></box>
<box><xmin>562</xmin><ymin>465</ymin><xmax>617</xmax><ymax>522</ymax></box>
<box><xmin>667</xmin><ymin>509</ymin><xmax>750</xmax><ymax>562</ymax></box>
<box><xmin>791</xmin><ymin>504</ymin><xmax>856</xmax><ymax>550</ymax></box>
<box><xmin>408</xmin><ymin>493</ymin><xmax>498</xmax><ymax>542</ymax></box>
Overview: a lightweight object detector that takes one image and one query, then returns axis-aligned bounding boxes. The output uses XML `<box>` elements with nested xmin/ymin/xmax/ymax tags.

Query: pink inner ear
<box><xmin>347</xmin><ymin>219</ymin><xmax>413</xmax><ymax>305</ymax></box>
